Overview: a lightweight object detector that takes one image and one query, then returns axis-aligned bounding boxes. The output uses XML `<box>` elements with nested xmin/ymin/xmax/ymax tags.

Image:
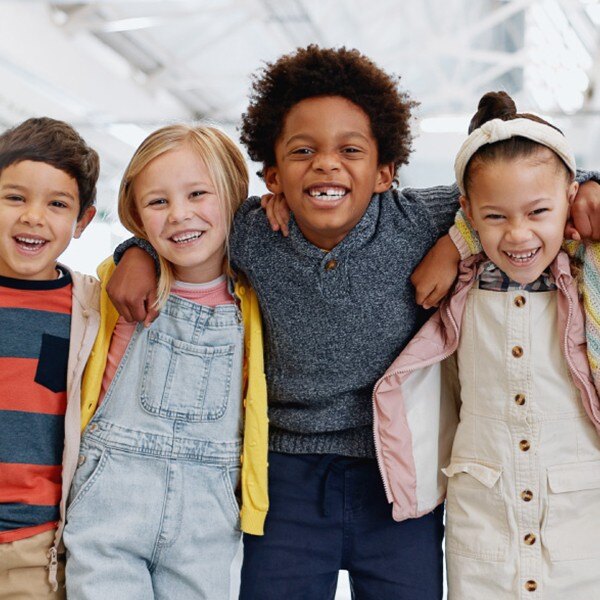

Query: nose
<box><xmin>167</xmin><ymin>201</ymin><xmax>192</xmax><ymax>224</ymax></box>
<box><xmin>312</xmin><ymin>150</ymin><xmax>341</xmax><ymax>173</ymax></box>
<box><xmin>505</xmin><ymin>222</ymin><xmax>533</xmax><ymax>244</ymax></box>
<box><xmin>20</xmin><ymin>204</ymin><xmax>44</xmax><ymax>226</ymax></box>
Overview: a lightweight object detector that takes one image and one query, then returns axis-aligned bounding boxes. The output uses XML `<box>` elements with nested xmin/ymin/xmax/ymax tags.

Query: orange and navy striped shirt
<box><xmin>0</xmin><ymin>272</ymin><xmax>72</xmax><ymax>543</ymax></box>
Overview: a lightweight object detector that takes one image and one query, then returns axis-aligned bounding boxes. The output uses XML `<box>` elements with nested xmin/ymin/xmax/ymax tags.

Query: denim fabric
<box><xmin>240</xmin><ymin>452</ymin><xmax>445</xmax><ymax>600</ymax></box>
<box><xmin>64</xmin><ymin>294</ymin><xmax>244</xmax><ymax>600</ymax></box>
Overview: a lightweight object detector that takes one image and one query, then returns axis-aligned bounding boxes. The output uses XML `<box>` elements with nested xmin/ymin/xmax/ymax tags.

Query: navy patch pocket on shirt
<box><xmin>35</xmin><ymin>333</ymin><xmax>69</xmax><ymax>392</ymax></box>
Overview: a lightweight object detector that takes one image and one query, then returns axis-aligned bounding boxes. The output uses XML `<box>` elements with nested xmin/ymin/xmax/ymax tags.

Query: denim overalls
<box><xmin>64</xmin><ymin>293</ymin><xmax>244</xmax><ymax>600</ymax></box>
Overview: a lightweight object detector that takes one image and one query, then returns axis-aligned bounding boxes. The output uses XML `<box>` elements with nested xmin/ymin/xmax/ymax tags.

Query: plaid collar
<box><xmin>477</xmin><ymin>260</ymin><xmax>557</xmax><ymax>292</ymax></box>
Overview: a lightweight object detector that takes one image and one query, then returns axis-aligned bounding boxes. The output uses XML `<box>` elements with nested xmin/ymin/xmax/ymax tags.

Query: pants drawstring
<box><xmin>47</xmin><ymin>545</ymin><xmax>59</xmax><ymax>592</ymax></box>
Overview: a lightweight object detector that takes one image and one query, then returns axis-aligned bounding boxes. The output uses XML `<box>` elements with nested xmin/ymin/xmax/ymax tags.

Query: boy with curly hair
<box><xmin>108</xmin><ymin>46</ymin><xmax>600</xmax><ymax>599</ymax></box>
<box><xmin>0</xmin><ymin>117</ymin><xmax>99</xmax><ymax>598</ymax></box>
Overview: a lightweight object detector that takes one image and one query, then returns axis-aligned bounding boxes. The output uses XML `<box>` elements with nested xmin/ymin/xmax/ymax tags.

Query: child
<box><xmin>0</xmin><ymin>117</ymin><xmax>99</xmax><ymax>598</ymax></box>
<box><xmin>374</xmin><ymin>91</ymin><xmax>600</xmax><ymax>599</ymax></box>
<box><xmin>107</xmin><ymin>48</ymin><xmax>600</xmax><ymax>599</ymax></box>
<box><xmin>62</xmin><ymin>124</ymin><xmax>268</xmax><ymax>600</ymax></box>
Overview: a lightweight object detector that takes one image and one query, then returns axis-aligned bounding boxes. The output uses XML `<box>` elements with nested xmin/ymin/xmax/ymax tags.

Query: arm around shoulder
<box><xmin>230</xmin><ymin>196</ymin><xmax>264</xmax><ymax>274</ymax></box>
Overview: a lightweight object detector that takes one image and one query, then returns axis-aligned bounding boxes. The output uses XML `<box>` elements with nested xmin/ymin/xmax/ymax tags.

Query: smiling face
<box><xmin>265</xmin><ymin>96</ymin><xmax>394</xmax><ymax>250</ymax></box>
<box><xmin>133</xmin><ymin>144</ymin><xmax>227</xmax><ymax>283</ymax></box>
<box><xmin>461</xmin><ymin>151</ymin><xmax>577</xmax><ymax>284</ymax></box>
<box><xmin>0</xmin><ymin>160</ymin><xmax>95</xmax><ymax>280</ymax></box>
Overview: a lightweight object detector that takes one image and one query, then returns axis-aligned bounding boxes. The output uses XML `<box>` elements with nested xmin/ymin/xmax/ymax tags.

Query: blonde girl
<box><xmin>63</xmin><ymin>125</ymin><xmax>268</xmax><ymax>600</ymax></box>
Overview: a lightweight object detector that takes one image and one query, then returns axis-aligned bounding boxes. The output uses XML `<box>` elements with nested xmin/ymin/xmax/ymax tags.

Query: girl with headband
<box><xmin>373</xmin><ymin>91</ymin><xmax>600</xmax><ymax>598</ymax></box>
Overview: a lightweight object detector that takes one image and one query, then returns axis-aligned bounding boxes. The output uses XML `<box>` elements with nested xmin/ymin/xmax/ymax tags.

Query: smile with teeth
<box><xmin>14</xmin><ymin>235</ymin><xmax>48</xmax><ymax>251</ymax></box>
<box><xmin>504</xmin><ymin>248</ymin><xmax>540</xmax><ymax>263</ymax></box>
<box><xmin>170</xmin><ymin>231</ymin><xmax>204</xmax><ymax>244</ymax></box>
<box><xmin>307</xmin><ymin>186</ymin><xmax>348</xmax><ymax>201</ymax></box>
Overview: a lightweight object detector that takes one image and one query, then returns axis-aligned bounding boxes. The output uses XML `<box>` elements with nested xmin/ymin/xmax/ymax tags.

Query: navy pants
<box><xmin>240</xmin><ymin>452</ymin><xmax>444</xmax><ymax>600</ymax></box>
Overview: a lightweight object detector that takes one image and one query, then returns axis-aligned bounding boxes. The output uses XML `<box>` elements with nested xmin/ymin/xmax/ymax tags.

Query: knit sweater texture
<box><xmin>230</xmin><ymin>186</ymin><xmax>460</xmax><ymax>457</ymax></box>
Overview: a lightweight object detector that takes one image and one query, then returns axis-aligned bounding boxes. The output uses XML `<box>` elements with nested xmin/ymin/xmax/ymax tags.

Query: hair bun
<box><xmin>468</xmin><ymin>91</ymin><xmax>517</xmax><ymax>133</ymax></box>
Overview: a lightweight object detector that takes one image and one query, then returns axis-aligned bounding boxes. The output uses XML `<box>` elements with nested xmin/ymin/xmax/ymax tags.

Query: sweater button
<box><xmin>325</xmin><ymin>259</ymin><xmax>338</xmax><ymax>271</ymax></box>
<box><xmin>524</xmin><ymin>533</ymin><xmax>536</xmax><ymax>545</ymax></box>
<box><xmin>514</xmin><ymin>295</ymin><xmax>526</xmax><ymax>307</ymax></box>
<box><xmin>525</xmin><ymin>580</ymin><xmax>537</xmax><ymax>592</ymax></box>
<box><xmin>515</xmin><ymin>393</ymin><xmax>526</xmax><ymax>406</ymax></box>
<box><xmin>512</xmin><ymin>346</ymin><xmax>523</xmax><ymax>358</ymax></box>
<box><xmin>519</xmin><ymin>439</ymin><xmax>531</xmax><ymax>452</ymax></box>
<box><xmin>521</xmin><ymin>489</ymin><xmax>533</xmax><ymax>502</ymax></box>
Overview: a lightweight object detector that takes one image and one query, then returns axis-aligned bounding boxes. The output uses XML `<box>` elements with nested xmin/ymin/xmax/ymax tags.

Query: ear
<box><xmin>264</xmin><ymin>166</ymin><xmax>283</xmax><ymax>194</ymax></box>
<box><xmin>459</xmin><ymin>195</ymin><xmax>477</xmax><ymax>231</ymax></box>
<box><xmin>567</xmin><ymin>180</ymin><xmax>579</xmax><ymax>206</ymax></box>
<box><xmin>374</xmin><ymin>163</ymin><xmax>395</xmax><ymax>193</ymax></box>
<box><xmin>73</xmin><ymin>206</ymin><xmax>96</xmax><ymax>239</ymax></box>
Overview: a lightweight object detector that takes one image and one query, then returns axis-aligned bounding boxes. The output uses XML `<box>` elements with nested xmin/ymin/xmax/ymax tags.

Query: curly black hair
<box><xmin>240</xmin><ymin>45</ymin><xmax>416</xmax><ymax>175</ymax></box>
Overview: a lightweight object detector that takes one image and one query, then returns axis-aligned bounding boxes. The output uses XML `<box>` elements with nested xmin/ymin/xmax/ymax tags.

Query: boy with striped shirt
<box><xmin>0</xmin><ymin>118</ymin><xmax>99</xmax><ymax>598</ymax></box>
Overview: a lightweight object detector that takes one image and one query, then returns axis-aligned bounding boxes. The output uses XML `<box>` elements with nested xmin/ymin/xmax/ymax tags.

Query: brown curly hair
<box><xmin>240</xmin><ymin>45</ymin><xmax>416</xmax><ymax>175</ymax></box>
<box><xmin>0</xmin><ymin>117</ymin><xmax>100</xmax><ymax>218</ymax></box>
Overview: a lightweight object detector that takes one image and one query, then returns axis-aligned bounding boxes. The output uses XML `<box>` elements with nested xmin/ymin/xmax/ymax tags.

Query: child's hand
<box><xmin>261</xmin><ymin>193</ymin><xmax>291</xmax><ymax>237</ymax></box>
<box><xmin>106</xmin><ymin>246</ymin><xmax>159</xmax><ymax>326</ymax></box>
<box><xmin>411</xmin><ymin>235</ymin><xmax>461</xmax><ymax>309</ymax></box>
<box><xmin>566</xmin><ymin>180</ymin><xmax>600</xmax><ymax>241</ymax></box>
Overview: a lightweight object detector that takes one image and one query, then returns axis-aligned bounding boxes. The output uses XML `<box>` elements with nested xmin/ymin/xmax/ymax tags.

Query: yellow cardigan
<box><xmin>80</xmin><ymin>259</ymin><xmax>269</xmax><ymax>535</ymax></box>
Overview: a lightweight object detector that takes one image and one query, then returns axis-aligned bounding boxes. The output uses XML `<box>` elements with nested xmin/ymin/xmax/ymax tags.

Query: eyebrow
<box><xmin>1</xmin><ymin>183</ymin><xmax>76</xmax><ymax>201</ymax></box>
<box><xmin>284</xmin><ymin>131</ymin><xmax>371</xmax><ymax>147</ymax></box>
<box><xmin>480</xmin><ymin>198</ymin><xmax>553</xmax><ymax>211</ymax></box>
<box><xmin>138</xmin><ymin>181</ymin><xmax>214</xmax><ymax>200</ymax></box>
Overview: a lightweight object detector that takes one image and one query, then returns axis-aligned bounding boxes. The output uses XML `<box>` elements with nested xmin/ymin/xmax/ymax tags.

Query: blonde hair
<box><xmin>118</xmin><ymin>124</ymin><xmax>249</xmax><ymax>308</ymax></box>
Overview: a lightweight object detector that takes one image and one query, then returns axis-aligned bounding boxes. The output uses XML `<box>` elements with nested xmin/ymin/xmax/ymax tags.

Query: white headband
<box><xmin>454</xmin><ymin>117</ymin><xmax>576</xmax><ymax>195</ymax></box>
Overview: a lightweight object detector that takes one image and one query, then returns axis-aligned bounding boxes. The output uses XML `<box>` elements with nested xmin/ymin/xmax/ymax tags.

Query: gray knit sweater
<box><xmin>230</xmin><ymin>185</ymin><xmax>460</xmax><ymax>457</ymax></box>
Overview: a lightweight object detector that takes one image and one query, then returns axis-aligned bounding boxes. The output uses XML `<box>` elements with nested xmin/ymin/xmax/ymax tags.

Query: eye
<box><xmin>5</xmin><ymin>194</ymin><xmax>24</xmax><ymax>202</ymax></box>
<box><xmin>148</xmin><ymin>198</ymin><xmax>167</xmax><ymax>207</ymax></box>
<box><xmin>530</xmin><ymin>207</ymin><xmax>549</xmax><ymax>216</ymax></box>
<box><xmin>291</xmin><ymin>147</ymin><xmax>313</xmax><ymax>156</ymax></box>
<box><xmin>342</xmin><ymin>146</ymin><xmax>362</xmax><ymax>154</ymax></box>
<box><xmin>484</xmin><ymin>213</ymin><xmax>505</xmax><ymax>221</ymax></box>
<box><xmin>50</xmin><ymin>200</ymin><xmax>68</xmax><ymax>209</ymax></box>
<box><xmin>190</xmin><ymin>190</ymin><xmax>207</xmax><ymax>199</ymax></box>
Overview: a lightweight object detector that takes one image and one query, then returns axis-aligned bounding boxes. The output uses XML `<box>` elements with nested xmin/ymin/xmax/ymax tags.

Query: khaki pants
<box><xmin>0</xmin><ymin>529</ymin><xmax>65</xmax><ymax>600</ymax></box>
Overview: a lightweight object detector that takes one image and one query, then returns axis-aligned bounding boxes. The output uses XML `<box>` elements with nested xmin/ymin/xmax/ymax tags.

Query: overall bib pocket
<box><xmin>141</xmin><ymin>330</ymin><xmax>235</xmax><ymax>422</ymax></box>
<box><xmin>443</xmin><ymin>461</ymin><xmax>509</xmax><ymax>561</ymax></box>
<box><xmin>543</xmin><ymin>461</ymin><xmax>600</xmax><ymax>561</ymax></box>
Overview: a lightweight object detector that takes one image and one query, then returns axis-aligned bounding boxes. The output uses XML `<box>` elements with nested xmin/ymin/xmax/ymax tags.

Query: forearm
<box><xmin>113</xmin><ymin>237</ymin><xmax>160</xmax><ymax>272</ymax></box>
<box><xmin>404</xmin><ymin>183</ymin><xmax>461</xmax><ymax>238</ymax></box>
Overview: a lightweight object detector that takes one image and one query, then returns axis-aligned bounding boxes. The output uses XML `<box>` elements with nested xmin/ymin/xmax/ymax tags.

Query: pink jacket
<box><xmin>373</xmin><ymin>251</ymin><xmax>600</xmax><ymax>522</ymax></box>
<box><xmin>49</xmin><ymin>268</ymin><xmax>100</xmax><ymax>588</ymax></box>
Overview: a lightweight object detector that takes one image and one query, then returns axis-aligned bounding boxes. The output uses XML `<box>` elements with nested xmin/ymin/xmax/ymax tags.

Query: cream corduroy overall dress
<box><xmin>444</xmin><ymin>287</ymin><xmax>600</xmax><ymax>599</ymax></box>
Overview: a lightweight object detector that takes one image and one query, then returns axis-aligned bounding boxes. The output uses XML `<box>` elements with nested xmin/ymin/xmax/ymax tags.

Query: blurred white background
<box><xmin>3</xmin><ymin>1</ymin><xmax>600</xmax><ymax>597</ymax></box>
<box><xmin>0</xmin><ymin>0</ymin><xmax>595</xmax><ymax>277</ymax></box>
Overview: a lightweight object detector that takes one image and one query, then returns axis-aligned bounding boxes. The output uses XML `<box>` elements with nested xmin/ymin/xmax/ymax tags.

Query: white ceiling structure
<box><xmin>1</xmin><ymin>0</ymin><xmax>600</xmax><ymax>223</ymax></box>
